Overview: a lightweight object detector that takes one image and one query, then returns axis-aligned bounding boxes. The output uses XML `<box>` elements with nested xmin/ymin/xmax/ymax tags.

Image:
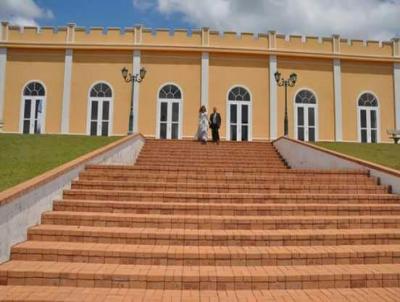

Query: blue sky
<box><xmin>0</xmin><ymin>0</ymin><xmax>399</xmax><ymax>40</ymax></box>
<box><xmin>34</xmin><ymin>0</ymin><xmax>191</xmax><ymax>29</ymax></box>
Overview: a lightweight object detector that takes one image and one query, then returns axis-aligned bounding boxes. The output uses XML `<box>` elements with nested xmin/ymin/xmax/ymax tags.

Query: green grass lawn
<box><xmin>316</xmin><ymin>142</ymin><xmax>400</xmax><ymax>171</ymax></box>
<box><xmin>0</xmin><ymin>134</ymin><xmax>120</xmax><ymax>192</ymax></box>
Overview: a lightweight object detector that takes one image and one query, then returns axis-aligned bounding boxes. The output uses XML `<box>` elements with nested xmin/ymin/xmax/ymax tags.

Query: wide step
<box><xmin>53</xmin><ymin>199</ymin><xmax>400</xmax><ymax>216</ymax></box>
<box><xmin>12</xmin><ymin>241</ymin><xmax>400</xmax><ymax>266</ymax></box>
<box><xmin>1</xmin><ymin>286</ymin><xmax>399</xmax><ymax>302</ymax></box>
<box><xmin>28</xmin><ymin>225</ymin><xmax>400</xmax><ymax>246</ymax></box>
<box><xmin>62</xmin><ymin>190</ymin><xmax>400</xmax><ymax>204</ymax></box>
<box><xmin>1</xmin><ymin>261</ymin><xmax>399</xmax><ymax>290</ymax></box>
<box><xmin>41</xmin><ymin>211</ymin><xmax>400</xmax><ymax>230</ymax></box>
<box><xmin>71</xmin><ymin>180</ymin><xmax>388</xmax><ymax>194</ymax></box>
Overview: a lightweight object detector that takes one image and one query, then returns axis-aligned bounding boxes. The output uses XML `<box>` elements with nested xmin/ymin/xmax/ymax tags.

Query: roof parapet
<box><xmin>0</xmin><ymin>22</ymin><xmax>397</xmax><ymax>59</ymax></box>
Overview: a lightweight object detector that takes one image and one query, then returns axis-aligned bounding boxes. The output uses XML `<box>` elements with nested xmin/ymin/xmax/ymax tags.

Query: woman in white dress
<box><xmin>197</xmin><ymin>105</ymin><xmax>209</xmax><ymax>144</ymax></box>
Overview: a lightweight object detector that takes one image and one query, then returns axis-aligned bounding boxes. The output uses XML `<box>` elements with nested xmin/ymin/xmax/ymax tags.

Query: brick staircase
<box><xmin>1</xmin><ymin>139</ymin><xmax>400</xmax><ymax>301</ymax></box>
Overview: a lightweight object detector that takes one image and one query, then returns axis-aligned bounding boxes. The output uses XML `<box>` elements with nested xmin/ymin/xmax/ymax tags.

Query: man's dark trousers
<box><xmin>210</xmin><ymin>112</ymin><xmax>221</xmax><ymax>142</ymax></box>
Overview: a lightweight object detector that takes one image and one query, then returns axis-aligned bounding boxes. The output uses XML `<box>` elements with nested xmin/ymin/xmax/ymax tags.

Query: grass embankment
<box><xmin>316</xmin><ymin>142</ymin><xmax>400</xmax><ymax>171</ymax></box>
<box><xmin>0</xmin><ymin>134</ymin><xmax>119</xmax><ymax>192</ymax></box>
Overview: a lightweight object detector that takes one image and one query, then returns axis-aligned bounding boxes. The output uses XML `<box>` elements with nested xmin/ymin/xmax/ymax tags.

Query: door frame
<box><xmin>19</xmin><ymin>80</ymin><xmax>47</xmax><ymax>134</ymax></box>
<box><xmin>156</xmin><ymin>83</ymin><xmax>183</xmax><ymax>139</ymax></box>
<box><xmin>357</xmin><ymin>91</ymin><xmax>380</xmax><ymax>143</ymax></box>
<box><xmin>226</xmin><ymin>85</ymin><xmax>253</xmax><ymax>141</ymax></box>
<box><xmin>86</xmin><ymin>81</ymin><xmax>114</xmax><ymax>136</ymax></box>
<box><xmin>293</xmin><ymin>88</ymin><xmax>319</xmax><ymax>142</ymax></box>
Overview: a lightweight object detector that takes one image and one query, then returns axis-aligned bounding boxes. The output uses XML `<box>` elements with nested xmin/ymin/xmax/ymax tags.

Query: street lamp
<box><xmin>121</xmin><ymin>66</ymin><xmax>147</xmax><ymax>134</ymax></box>
<box><xmin>274</xmin><ymin>71</ymin><xmax>297</xmax><ymax>136</ymax></box>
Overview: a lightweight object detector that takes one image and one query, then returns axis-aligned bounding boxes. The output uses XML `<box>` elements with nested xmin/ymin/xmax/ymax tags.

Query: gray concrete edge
<box><xmin>273</xmin><ymin>137</ymin><xmax>400</xmax><ymax>195</ymax></box>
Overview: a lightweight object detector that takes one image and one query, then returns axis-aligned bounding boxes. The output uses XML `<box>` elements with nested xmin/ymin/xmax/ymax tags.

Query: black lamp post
<box><xmin>121</xmin><ymin>66</ymin><xmax>147</xmax><ymax>134</ymax></box>
<box><xmin>274</xmin><ymin>71</ymin><xmax>297</xmax><ymax>136</ymax></box>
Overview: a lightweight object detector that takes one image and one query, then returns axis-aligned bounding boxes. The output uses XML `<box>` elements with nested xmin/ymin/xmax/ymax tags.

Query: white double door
<box><xmin>22</xmin><ymin>97</ymin><xmax>44</xmax><ymax>134</ymax></box>
<box><xmin>89</xmin><ymin>98</ymin><xmax>111</xmax><ymax>136</ymax></box>
<box><xmin>229</xmin><ymin>101</ymin><xmax>250</xmax><ymax>141</ymax></box>
<box><xmin>158</xmin><ymin>99</ymin><xmax>181</xmax><ymax>139</ymax></box>
<box><xmin>359</xmin><ymin>107</ymin><xmax>378</xmax><ymax>143</ymax></box>
<box><xmin>295</xmin><ymin>104</ymin><xmax>317</xmax><ymax>142</ymax></box>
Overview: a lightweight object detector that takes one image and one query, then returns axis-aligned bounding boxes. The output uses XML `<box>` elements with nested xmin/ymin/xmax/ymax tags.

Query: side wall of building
<box><xmin>70</xmin><ymin>50</ymin><xmax>132</xmax><ymax>135</ymax></box>
<box><xmin>209</xmin><ymin>53</ymin><xmax>269</xmax><ymax>140</ymax></box>
<box><xmin>140</xmin><ymin>51</ymin><xmax>201</xmax><ymax>138</ymax></box>
<box><xmin>341</xmin><ymin>61</ymin><xmax>394</xmax><ymax>142</ymax></box>
<box><xmin>277</xmin><ymin>57</ymin><xmax>335</xmax><ymax>141</ymax></box>
<box><xmin>0</xmin><ymin>24</ymin><xmax>399</xmax><ymax>142</ymax></box>
<box><xmin>4</xmin><ymin>49</ymin><xmax>65</xmax><ymax>133</ymax></box>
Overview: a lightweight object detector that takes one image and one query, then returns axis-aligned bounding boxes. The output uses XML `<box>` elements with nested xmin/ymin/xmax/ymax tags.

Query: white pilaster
<box><xmin>61</xmin><ymin>49</ymin><xmax>73</xmax><ymax>133</ymax></box>
<box><xmin>0</xmin><ymin>48</ymin><xmax>6</xmax><ymax>130</ymax></box>
<box><xmin>394</xmin><ymin>63</ymin><xmax>400</xmax><ymax>129</ymax></box>
<box><xmin>132</xmin><ymin>50</ymin><xmax>141</xmax><ymax>133</ymax></box>
<box><xmin>201</xmin><ymin>52</ymin><xmax>209</xmax><ymax>107</ymax></box>
<box><xmin>134</xmin><ymin>25</ymin><xmax>143</xmax><ymax>45</ymax></box>
<box><xmin>0</xmin><ymin>22</ymin><xmax>8</xmax><ymax>130</ymax></box>
<box><xmin>269</xmin><ymin>55</ymin><xmax>278</xmax><ymax>140</ymax></box>
<box><xmin>333</xmin><ymin>59</ymin><xmax>343</xmax><ymax>141</ymax></box>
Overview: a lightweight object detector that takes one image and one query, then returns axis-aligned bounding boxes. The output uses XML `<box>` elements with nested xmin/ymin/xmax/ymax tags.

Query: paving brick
<box><xmin>1</xmin><ymin>139</ymin><xmax>399</xmax><ymax>300</ymax></box>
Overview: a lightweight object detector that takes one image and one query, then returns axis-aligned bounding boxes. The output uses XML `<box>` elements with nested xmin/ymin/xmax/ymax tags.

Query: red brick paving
<box><xmin>0</xmin><ymin>139</ymin><xmax>399</xmax><ymax>301</ymax></box>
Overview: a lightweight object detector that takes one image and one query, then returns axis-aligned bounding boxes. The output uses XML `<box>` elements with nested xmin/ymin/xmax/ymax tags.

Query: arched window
<box><xmin>227</xmin><ymin>86</ymin><xmax>252</xmax><ymax>141</ymax></box>
<box><xmin>21</xmin><ymin>81</ymin><xmax>46</xmax><ymax>134</ymax></box>
<box><xmin>90</xmin><ymin>83</ymin><xmax>112</xmax><ymax>98</ymax></box>
<box><xmin>358</xmin><ymin>93</ymin><xmax>378</xmax><ymax>107</ymax></box>
<box><xmin>295</xmin><ymin>89</ymin><xmax>316</xmax><ymax>104</ymax></box>
<box><xmin>157</xmin><ymin>84</ymin><xmax>183</xmax><ymax>139</ymax></box>
<box><xmin>294</xmin><ymin>89</ymin><xmax>318</xmax><ymax>142</ymax></box>
<box><xmin>159</xmin><ymin>84</ymin><xmax>181</xmax><ymax>99</ymax></box>
<box><xmin>228</xmin><ymin>87</ymin><xmax>250</xmax><ymax>101</ymax></box>
<box><xmin>88</xmin><ymin>82</ymin><xmax>113</xmax><ymax>136</ymax></box>
<box><xmin>23</xmin><ymin>82</ymin><xmax>45</xmax><ymax>96</ymax></box>
<box><xmin>358</xmin><ymin>92</ymin><xmax>379</xmax><ymax>143</ymax></box>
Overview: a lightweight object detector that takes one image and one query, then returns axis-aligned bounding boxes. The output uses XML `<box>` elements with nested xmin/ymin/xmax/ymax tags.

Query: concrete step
<box><xmin>85</xmin><ymin>165</ymin><xmax>368</xmax><ymax>175</ymax></box>
<box><xmin>11</xmin><ymin>241</ymin><xmax>400</xmax><ymax>266</ymax></box>
<box><xmin>28</xmin><ymin>225</ymin><xmax>400</xmax><ymax>246</ymax></box>
<box><xmin>62</xmin><ymin>190</ymin><xmax>400</xmax><ymax>204</ymax></box>
<box><xmin>1</xmin><ymin>261</ymin><xmax>399</xmax><ymax>290</ymax></box>
<box><xmin>41</xmin><ymin>211</ymin><xmax>400</xmax><ymax>230</ymax></box>
<box><xmin>134</xmin><ymin>162</ymin><xmax>288</xmax><ymax>169</ymax></box>
<box><xmin>53</xmin><ymin>200</ymin><xmax>400</xmax><ymax>216</ymax></box>
<box><xmin>1</xmin><ymin>286</ymin><xmax>399</xmax><ymax>302</ymax></box>
<box><xmin>136</xmin><ymin>153</ymin><xmax>284</xmax><ymax>159</ymax></box>
<box><xmin>70</xmin><ymin>180</ymin><xmax>388</xmax><ymax>194</ymax></box>
<box><xmin>86</xmin><ymin>164</ymin><xmax>292</xmax><ymax>174</ymax></box>
<box><xmin>78</xmin><ymin>170</ymin><xmax>377</xmax><ymax>185</ymax></box>
<box><xmin>135</xmin><ymin>160</ymin><xmax>287</xmax><ymax>167</ymax></box>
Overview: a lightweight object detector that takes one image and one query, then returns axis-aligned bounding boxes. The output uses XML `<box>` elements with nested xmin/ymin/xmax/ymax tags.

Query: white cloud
<box><xmin>133</xmin><ymin>0</ymin><xmax>157</xmax><ymax>11</ymax></box>
<box><xmin>0</xmin><ymin>0</ymin><xmax>54</xmax><ymax>26</ymax></box>
<box><xmin>142</xmin><ymin>0</ymin><xmax>400</xmax><ymax>40</ymax></box>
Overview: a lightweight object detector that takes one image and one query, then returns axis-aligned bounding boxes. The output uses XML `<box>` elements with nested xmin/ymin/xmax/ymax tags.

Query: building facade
<box><xmin>0</xmin><ymin>22</ymin><xmax>399</xmax><ymax>142</ymax></box>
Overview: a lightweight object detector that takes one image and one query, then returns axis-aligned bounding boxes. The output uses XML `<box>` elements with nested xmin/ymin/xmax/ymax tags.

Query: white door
<box><xmin>89</xmin><ymin>99</ymin><xmax>111</xmax><ymax>136</ymax></box>
<box><xmin>229</xmin><ymin>101</ymin><xmax>250</xmax><ymax>141</ymax></box>
<box><xmin>22</xmin><ymin>97</ymin><xmax>44</xmax><ymax>134</ymax></box>
<box><xmin>159</xmin><ymin>99</ymin><xmax>180</xmax><ymax>139</ymax></box>
<box><xmin>296</xmin><ymin>104</ymin><xmax>316</xmax><ymax>142</ymax></box>
<box><xmin>359</xmin><ymin>107</ymin><xmax>378</xmax><ymax>143</ymax></box>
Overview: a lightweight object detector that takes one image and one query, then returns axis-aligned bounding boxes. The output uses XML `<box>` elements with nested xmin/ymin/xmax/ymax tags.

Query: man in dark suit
<box><xmin>209</xmin><ymin>107</ymin><xmax>221</xmax><ymax>144</ymax></box>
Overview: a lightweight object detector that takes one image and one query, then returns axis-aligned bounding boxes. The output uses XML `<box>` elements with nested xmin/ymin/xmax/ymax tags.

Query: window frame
<box><xmin>357</xmin><ymin>91</ymin><xmax>380</xmax><ymax>143</ymax></box>
<box><xmin>87</xmin><ymin>81</ymin><xmax>114</xmax><ymax>136</ymax></box>
<box><xmin>19</xmin><ymin>80</ymin><xmax>47</xmax><ymax>134</ymax></box>
<box><xmin>293</xmin><ymin>88</ymin><xmax>319</xmax><ymax>142</ymax></box>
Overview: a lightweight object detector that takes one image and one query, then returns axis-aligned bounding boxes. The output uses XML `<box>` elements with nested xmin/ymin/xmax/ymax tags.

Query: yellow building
<box><xmin>0</xmin><ymin>22</ymin><xmax>399</xmax><ymax>143</ymax></box>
